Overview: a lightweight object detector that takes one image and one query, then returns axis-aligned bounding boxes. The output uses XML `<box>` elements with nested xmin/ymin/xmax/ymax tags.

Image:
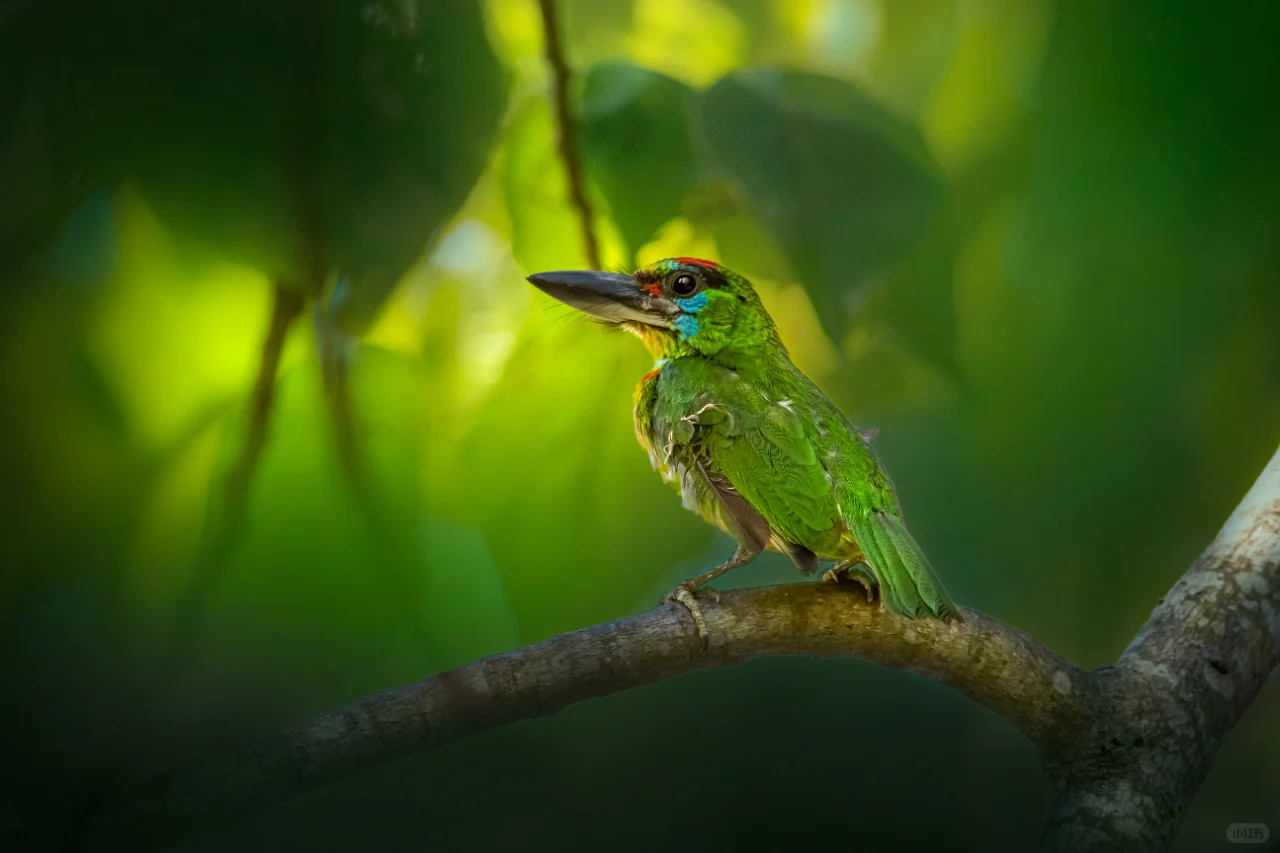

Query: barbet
<box><xmin>529</xmin><ymin>258</ymin><xmax>960</xmax><ymax>635</ymax></box>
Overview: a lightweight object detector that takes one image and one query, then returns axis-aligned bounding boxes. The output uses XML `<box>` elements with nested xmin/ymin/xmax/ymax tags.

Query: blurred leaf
<box><xmin>860</xmin><ymin>219</ymin><xmax>957</xmax><ymax>373</ymax></box>
<box><xmin>867</xmin><ymin>0</ymin><xmax>960</xmax><ymax>117</ymax></box>
<box><xmin>866</xmin><ymin>121</ymin><xmax>1034</xmax><ymax>372</ymax></box>
<box><xmin>561</xmin><ymin>0</ymin><xmax>634</xmax><ymax>56</ymax></box>
<box><xmin>118</xmin><ymin>0</ymin><xmax>508</xmax><ymax>334</ymax></box>
<box><xmin>627</xmin><ymin>0</ymin><xmax>748</xmax><ymax>88</ymax></box>
<box><xmin>500</xmin><ymin>97</ymin><xmax>589</xmax><ymax>272</ymax></box>
<box><xmin>85</xmin><ymin>190</ymin><xmax>271</xmax><ymax>453</ymax></box>
<box><xmin>0</xmin><ymin>3</ymin><xmax>121</xmax><ymax>274</ymax></box>
<box><xmin>578</xmin><ymin>63</ymin><xmax>700</xmax><ymax>263</ymax></box>
<box><xmin>419</xmin><ymin>517</ymin><xmax>521</xmax><ymax>669</ymax></box>
<box><xmin>102</xmin><ymin>2</ymin><xmax>301</xmax><ymax>282</ymax></box>
<box><xmin>687</xmin><ymin>185</ymin><xmax>795</xmax><ymax>284</ymax></box>
<box><xmin>698</xmin><ymin>68</ymin><xmax>946</xmax><ymax>348</ymax></box>
<box><xmin>39</xmin><ymin>191</ymin><xmax>118</xmax><ymax>288</ymax></box>
<box><xmin>719</xmin><ymin>0</ymin><xmax>773</xmax><ymax>55</ymax></box>
<box><xmin>176</xmin><ymin>345</ymin><xmax>467</xmax><ymax>697</ymax></box>
<box><xmin>922</xmin><ymin>0</ymin><xmax>1052</xmax><ymax>170</ymax></box>
<box><xmin>327</xmin><ymin>0</ymin><xmax>509</xmax><ymax>333</ymax></box>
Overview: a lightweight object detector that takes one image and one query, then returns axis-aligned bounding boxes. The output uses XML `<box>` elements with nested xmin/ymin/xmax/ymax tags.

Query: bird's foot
<box><xmin>663</xmin><ymin>582</ymin><xmax>720</xmax><ymax>641</ymax></box>
<box><xmin>822</xmin><ymin>564</ymin><xmax>877</xmax><ymax>603</ymax></box>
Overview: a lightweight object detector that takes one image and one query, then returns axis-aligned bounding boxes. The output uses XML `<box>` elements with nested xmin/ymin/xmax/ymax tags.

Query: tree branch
<box><xmin>84</xmin><ymin>444</ymin><xmax>1280</xmax><ymax>852</ymax></box>
<box><xmin>537</xmin><ymin>0</ymin><xmax>601</xmax><ymax>269</ymax></box>
<box><xmin>1040</xmin><ymin>444</ymin><xmax>1280</xmax><ymax>851</ymax></box>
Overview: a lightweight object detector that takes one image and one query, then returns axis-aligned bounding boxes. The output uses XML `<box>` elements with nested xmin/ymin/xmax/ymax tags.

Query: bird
<box><xmin>528</xmin><ymin>257</ymin><xmax>960</xmax><ymax>636</ymax></box>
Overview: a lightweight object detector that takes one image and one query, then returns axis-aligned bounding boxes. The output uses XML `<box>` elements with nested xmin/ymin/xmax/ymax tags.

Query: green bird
<box><xmin>528</xmin><ymin>257</ymin><xmax>960</xmax><ymax>635</ymax></box>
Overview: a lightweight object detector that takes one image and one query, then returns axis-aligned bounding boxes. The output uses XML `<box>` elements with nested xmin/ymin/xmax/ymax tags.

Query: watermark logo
<box><xmin>1227</xmin><ymin>823</ymin><xmax>1270</xmax><ymax>844</ymax></box>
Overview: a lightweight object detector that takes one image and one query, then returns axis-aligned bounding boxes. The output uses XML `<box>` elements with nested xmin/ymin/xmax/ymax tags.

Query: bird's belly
<box><xmin>774</xmin><ymin>516</ymin><xmax>852</xmax><ymax>560</ymax></box>
<box><xmin>681</xmin><ymin>458</ymin><xmax>855</xmax><ymax>560</ymax></box>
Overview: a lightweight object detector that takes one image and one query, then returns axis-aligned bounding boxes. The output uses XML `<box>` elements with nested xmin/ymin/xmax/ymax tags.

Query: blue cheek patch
<box><xmin>673</xmin><ymin>292</ymin><xmax>709</xmax><ymax>339</ymax></box>
<box><xmin>673</xmin><ymin>314</ymin><xmax>701</xmax><ymax>339</ymax></box>
<box><xmin>676</xmin><ymin>293</ymin><xmax>709</xmax><ymax>313</ymax></box>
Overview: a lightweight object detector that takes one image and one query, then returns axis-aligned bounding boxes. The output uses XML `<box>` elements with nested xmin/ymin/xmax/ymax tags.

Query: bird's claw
<box><xmin>822</xmin><ymin>565</ymin><xmax>877</xmax><ymax>603</ymax></box>
<box><xmin>663</xmin><ymin>582</ymin><xmax>718</xmax><ymax>641</ymax></box>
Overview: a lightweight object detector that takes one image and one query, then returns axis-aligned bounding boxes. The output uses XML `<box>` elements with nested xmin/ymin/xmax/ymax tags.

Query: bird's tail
<box><xmin>852</xmin><ymin>510</ymin><xmax>960</xmax><ymax>622</ymax></box>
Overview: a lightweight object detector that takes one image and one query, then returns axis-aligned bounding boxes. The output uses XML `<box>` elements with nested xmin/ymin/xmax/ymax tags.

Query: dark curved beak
<box><xmin>527</xmin><ymin>270</ymin><xmax>675</xmax><ymax>327</ymax></box>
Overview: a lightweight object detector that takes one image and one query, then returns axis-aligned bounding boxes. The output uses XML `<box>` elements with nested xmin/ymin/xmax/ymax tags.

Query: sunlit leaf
<box><xmin>578</xmin><ymin>63</ymin><xmax>700</xmax><ymax>263</ymax></box>
<box><xmin>500</xmin><ymin>96</ymin><xmax>590</xmax><ymax>272</ymax></box>
<box><xmin>626</xmin><ymin>0</ymin><xmax>748</xmax><ymax>87</ymax></box>
<box><xmin>922</xmin><ymin>0</ymin><xmax>1052</xmax><ymax>170</ymax></box>
<box><xmin>561</xmin><ymin>0</ymin><xmax>635</xmax><ymax>62</ymax></box>
<box><xmin>867</xmin><ymin>0</ymin><xmax>960</xmax><ymax>117</ymax></box>
<box><xmin>699</xmin><ymin>68</ymin><xmax>945</xmax><ymax>346</ymax></box>
<box><xmin>85</xmin><ymin>190</ymin><xmax>273</xmax><ymax>453</ymax></box>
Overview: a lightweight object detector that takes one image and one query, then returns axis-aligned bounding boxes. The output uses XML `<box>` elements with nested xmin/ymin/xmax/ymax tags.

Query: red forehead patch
<box><xmin>672</xmin><ymin>257</ymin><xmax>718</xmax><ymax>269</ymax></box>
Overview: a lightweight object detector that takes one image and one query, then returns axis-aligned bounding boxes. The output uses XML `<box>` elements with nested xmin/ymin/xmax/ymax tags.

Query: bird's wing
<box><xmin>647</xmin><ymin>359</ymin><xmax>837</xmax><ymax>553</ymax></box>
<box><xmin>637</xmin><ymin>363</ymin><xmax>771</xmax><ymax>553</ymax></box>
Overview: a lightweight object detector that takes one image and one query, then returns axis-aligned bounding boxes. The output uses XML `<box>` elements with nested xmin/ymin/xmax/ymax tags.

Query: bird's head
<box><xmin>527</xmin><ymin>257</ymin><xmax>782</xmax><ymax>360</ymax></box>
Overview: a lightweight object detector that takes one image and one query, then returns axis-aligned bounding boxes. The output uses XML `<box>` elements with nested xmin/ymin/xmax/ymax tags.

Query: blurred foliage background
<box><xmin>2</xmin><ymin>0</ymin><xmax>1279</xmax><ymax>850</ymax></box>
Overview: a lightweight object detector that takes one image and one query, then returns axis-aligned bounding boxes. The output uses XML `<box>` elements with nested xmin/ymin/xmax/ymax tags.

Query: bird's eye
<box><xmin>672</xmin><ymin>273</ymin><xmax>698</xmax><ymax>297</ymax></box>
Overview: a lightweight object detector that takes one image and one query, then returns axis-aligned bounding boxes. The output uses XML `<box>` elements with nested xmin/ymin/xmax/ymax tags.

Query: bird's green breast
<box><xmin>634</xmin><ymin>351</ymin><xmax>893</xmax><ymax>559</ymax></box>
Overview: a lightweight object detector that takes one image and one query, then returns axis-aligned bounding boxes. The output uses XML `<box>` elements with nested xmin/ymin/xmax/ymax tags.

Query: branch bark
<box><xmin>1040</xmin><ymin>444</ymin><xmax>1280</xmax><ymax>850</ymax></box>
<box><xmin>83</xmin><ymin>444</ymin><xmax>1280</xmax><ymax>852</ymax></box>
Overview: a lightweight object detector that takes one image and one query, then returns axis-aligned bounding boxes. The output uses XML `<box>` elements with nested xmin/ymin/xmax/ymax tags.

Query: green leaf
<box><xmin>326</xmin><ymin>0</ymin><xmax>509</xmax><ymax>333</ymax></box>
<box><xmin>578</xmin><ymin>63</ymin><xmax>700</xmax><ymax>262</ymax></box>
<box><xmin>186</xmin><ymin>345</ymin><xmax>470</xmax><ymax>696</ymax></box>
<box><xmin>698</xmin><ymin>68</ymin><xmax>946</xmax><ymax>346</ymax></box>
<box><xmin>561</xmin><ymin>0</ymin><xmax>635</xmax><ymax>54</ymax></box>
<box><xmin>116</xmin><ymin>1</ymin><xmax>508</xmax><ymax>334</ymax></box>
<box><xmin>501</xmin><ymin>96</ymin><xmax>589</xmax><ymax>272</ymax></box>
<box><xmin>867</xmin><ymin>0</ymin><xmax>960</xmax><ymax>116</ymax></box>
<box><xmin>418</xmin><ymin>517</ymin><xmax>521</xmax><ymax>670</ymax></box>
<box><xmin>0</xmin><ymin>4</ymin><xmax>122</xmax><ymax>274</ymax></box>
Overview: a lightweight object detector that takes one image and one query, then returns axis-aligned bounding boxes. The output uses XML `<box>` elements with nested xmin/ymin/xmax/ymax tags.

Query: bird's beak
<box><xmin>527</xmin><ymin>270</ymin><xmax>676</xmax><ymax>327</ymax></box>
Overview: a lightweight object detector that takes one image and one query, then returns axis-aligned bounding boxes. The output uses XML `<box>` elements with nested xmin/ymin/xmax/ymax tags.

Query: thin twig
<box><xmin>170</xmin><ymin>0</ymin><xmax>332</xmax><ymax>651</ymax></box>
<box><xmin>219</xmin><ymin>286</ymin><xmax>307</xmax><ymax>542</ymax></box>
<box><xmin>537</xmin><ymin>0</ymin><xmax>601</xmax><ymax>269</ymax></box>
<box><xmin>174</xmin><ymin>283</ymin><xmax>304</xmax><ymax>649</ymax></box>
<box><xmin>292</xmin><ymin>2</ymin><xmax>380</xmax><ymax>543</ymax></box>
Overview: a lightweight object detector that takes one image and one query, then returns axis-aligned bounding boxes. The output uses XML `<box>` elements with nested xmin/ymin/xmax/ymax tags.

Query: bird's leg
<box><xmin>822</xmin><ymin>552</ymin><xmax>878</xmax><ymax>603</ymax></box>
<box><xmin>663</xmin><ymin>547</ymin><xmax>758</xmax><ymax>640</ymax></box>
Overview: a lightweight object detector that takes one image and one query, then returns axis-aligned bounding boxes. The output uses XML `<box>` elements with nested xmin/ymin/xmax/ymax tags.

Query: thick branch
<box><xmin>84</xmin><ymin>445</ymin><xmax>1280</xmax><ymax>852</ymax></box>
<box><xmin>87</xmin><ymin>589</ymin><xmax>1089</xmax><ymax>849</ymax></box>
<box><xmin>1040</xmin><ymin>445</ymin><xmax>1280</xmax><ymax>851</ymax></box>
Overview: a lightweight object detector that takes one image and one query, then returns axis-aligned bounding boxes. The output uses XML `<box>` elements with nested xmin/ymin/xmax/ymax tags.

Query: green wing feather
<box><xmin>645</xmin><ymin>359</ymin><xmax>836</xmax><ymax>552</ymax></box>
<box><xmin>850</xmin><ymin>508</ymin><xmax>959</xmax><ymax>621</ymax></box>
<box><xmin>639</xmin><ymin>356</ymin><xmax>959</xmax><ymax>621</ymax></box>
<box><xmin>721</xmin><ymin>402</ymin><xmax>836</xmax><ymax>547</ymax></box>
